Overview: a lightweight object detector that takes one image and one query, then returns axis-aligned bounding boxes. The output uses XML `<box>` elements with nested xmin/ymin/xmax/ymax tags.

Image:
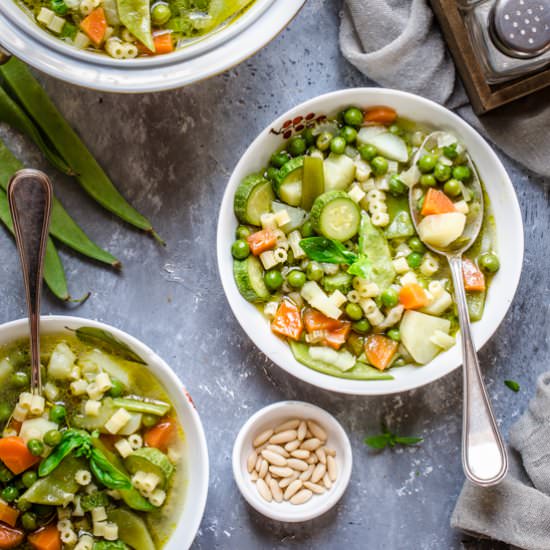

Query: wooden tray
<box><xmin>429</xmin><ymin>0</ymin><xmax>550</xmax><ymax>114</ymax></box>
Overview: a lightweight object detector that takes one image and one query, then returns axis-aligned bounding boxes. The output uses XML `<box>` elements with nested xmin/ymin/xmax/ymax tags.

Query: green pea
<box><xmin>288</xmin><ymin>137</ymin><xmax>306</xmax><ymax>157</ymax></box>
<box><xmin>300</xmin><ymin>221</ymin><xmax>314</xmax><ymax>238</ymax></box>
<box><xmin>231</xmin><ymin>239</ymin><xmax>250</xmax><ymax>260</ymax></box>
<box><xmin>330</xmin><ymin>136</ymin><xmax>346</xmax><ymax>155</ymax></box>
<box><xmin>43</xmin><ymin>430</ymin><xmax>62</xmax><ymax>447</ymax></box>
<box><xmin>408</xmin><ymin>237</ymin><xmax>426</xmax><ymax>253</ymax></box>
<box><xmin>388</xmin><ymin>175</ymin><xmax>406</xmax><ymax>196</ymax></box>
<box><xmin>345</xmin><ymin>303</ymin><xmax>363</xmax><ymax>321</ymax></box>
<box><xmin>407</xmin><ymin>252</ymin><xmax>423</xmax><ymax>269</ymax></box>
<box><xmin>306</xmin><ymin>262</ymin><xmax>323</xmax><ymax>281</ymax></box>
<box><xmin>340</xmin><ymin>126</ymin><xmax>357</xmax><ymax>144</ymax></box>
<box><xmin>265</xmin><ymin>166</ymin><xmax>279</xmax><ymax>182</ymax></box>
<box><xmin>1</xmin><ymin>486</ymin><xmax>18</xmax><ymax>502</ymax></box>
<box><xmin>352</xmin><ymin>319</ymin><xmax>371</xmax><ymax>334</ymax></box>
<box><xmin>49</xmin><ymin>404</ymin><xmax>66</xmax><ymax>424</ymax></box>
<box><xmin>151</xmin><ymin>2</ymin><xmax>171</xmax><ymax>25</ymax></box>
<box><xmin>16</xmin><ymin>498</ymin><xmax>31</xmax><ymax>512</ymax></box>
<box><xmin>0</xmin><ymin>403</ymin><xmax>11</xmax><ymax>423</ymax></box>
<box><xmin>381</xmin><ymin>288</ymin><xmax>399</xmax><ymax>308</ymax></box>
<box><xmin>271</xmin><ymin>151</ymin><xmax>290</xmax><ymax>168</ymax></box>
<box><xmin>264</xmin><ymin>270</ymin><xmax>283</xmax><ymax>291</ymax></box>
<box><xmin>27</xmin><ymin>439</ymin><xmax>44</xmax><ymax>457</ymax></box>
<box><xmin>371</xmin><ymin>156</ymin><xmax>388</xmax><ymax>176</ymax></box>
<box><xmin>388</xmin><ymin>124</ymin><xmax>403</xmax><ymax>136</ymax></box>
<box><xmin>287</xmin><ymin>270</ymin><xmax>306</xmax><ymax>289</ymax></box>
<box><xmin>478</xmin><ymin>253</ymin><xmax>500</xmax><ymax>273</ymax></box>
<box><xmin>443</xmin><ymin>143</ymin><xmax>458</xmax><ymax>159</ymax></box>
<box><xmin>21</xmin><ymin>511</ymin><xmax>37</xmax><ymax>531</ymax></box>
<box><xmin>343</xmin><ymin>107</ymin><xmax>364</xmax><ymax>127</ymax></box>
<box><xmin>417</xmin><ymin>154</ymin><xmax>437</xmax><ymax>173</ymax></box>
<box><xmin>358</xmin><ymin>144</ymin><xmax>377</xmax><ymax>161</ymax></box>
<box><xmin>0</xmin><ymin>464</ymin><xmax>13</xmax><ymax>483</ymax></box>
<box><xmin>22</xmin><ymin>471</ymin><xmax>37</xmax><ymax>489</ymax></box>
<box><xmin>443</xmin><ymin>178</ymin><xmax>462</xmax><ymax>197</ymax></box>
<box><xmin>108</xmin><ymin>379</ymin><xmax>125</xmax><ymax>398</ymax></box>
<box><xmin>11</xmin><ymin>371</ymin><xmax>29</xmax><ymax>388</ymax></box>
<box><xmin>142</xmin><ymin>414</ymin><xmax>159</xmax><ymax>428</ymax></box>
<box><xmin>316</xmin><ymin>132</ymin><xmax>333</xmax><ymax>151</ymax></box>
<box><xmin>434</xmin><ymin>163</ymin><xmax>451</xmax><ymax>182</ymax></box>
<box><xmin>387</xmin><ymin>329</ymin><xmax>401</xmax><ymax>342</ymax></box>
<box><xmin>452</xmin><ymin>165</ymin><xmax>471</xmax><ymax>181</ymax></box>
<box><xmin>301</xmin><ymin>128</ymin><xmax>315</xmax><ymax>146</ymax></box>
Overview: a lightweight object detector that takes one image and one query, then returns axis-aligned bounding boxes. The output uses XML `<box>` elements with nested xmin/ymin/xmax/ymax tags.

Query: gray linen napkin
<box><xmin>339</xmin><ymin>0</ymin><xmax>550</xmax><ymax>178</ymax></box>
<box><xmin>450</xmin><ymin>372</ymin><xmax>550</xmax><ymax>549</ymax></box>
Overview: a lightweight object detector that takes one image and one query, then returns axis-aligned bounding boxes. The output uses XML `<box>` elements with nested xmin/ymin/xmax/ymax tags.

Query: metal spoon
<box><xmin>409</xmin><ymin>132</ymin><xmax>508</xmax><ymax>487</ymax></box>
<box><xmin>8</xmin><ymin>169</ymin><xmax>53</xmax><ymax>396</ymax></box>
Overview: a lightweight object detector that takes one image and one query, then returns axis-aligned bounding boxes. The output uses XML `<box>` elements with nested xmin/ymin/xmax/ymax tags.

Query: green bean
<box><xmin>0</xmin><ymin>139</ymin><xmax>121</xmax><ymax>267</ymax></box>
<box><xmin>0</xmin><ymin>86</ymin><xmax>72</xmax><ymax>175</ymax></box>
<box><xmin>0</xmin><ymin>59</ymin><xmax>162</xmax><ymax>242</ymax></box>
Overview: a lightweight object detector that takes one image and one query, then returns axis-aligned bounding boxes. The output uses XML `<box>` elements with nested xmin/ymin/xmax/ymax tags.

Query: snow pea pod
<box><xmin>0</xmin><ymin>138</ymin><xmax>121</xmax><ymax>267</ymax></box>
<box><xmin>207</xmin><ymin>0</ymin><xmax>253</xmax><ymax>29</ymax></box>
<box><xmin>0</xmin><ymin>59</ymin><xmax>161</xmax><ymax>241</ymax></box>
<box><xmin>117</xmin><ymin>0</ymin><xmax>154</xmax><ymax>51</ymax></box>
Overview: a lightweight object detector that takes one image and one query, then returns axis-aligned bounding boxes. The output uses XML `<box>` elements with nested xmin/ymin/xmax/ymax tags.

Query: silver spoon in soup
<box><xmin>409</xmin><ymin>132</ymin><xmax>507</xmax><ymax>487</ymax></box>
<box><xmin>8</xmin><ymin>169</ymin><xmax>53</xmax><ymax>396</ymax></box>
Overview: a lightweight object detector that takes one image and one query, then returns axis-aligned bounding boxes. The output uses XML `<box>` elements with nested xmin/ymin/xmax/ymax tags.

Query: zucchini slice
<box><xmin>234</xmin><ymin>174</ymin><xmax>274</xmax><ymax>226</ymax></box>
<box><xmin>233</xmin><ymin>256</ymin><xmax>270</xmax><ymax>303</ymax></box>
<box><xmin>125</xmin><ymin>447</ymin><xmax>174</xmax><ymax>489</ymax></box>
<box><xmin>310</xmin><ymin>190</ymin><xmax>361</xmax><ymax>241</ymax></box>
<box><xmin>273</xmin><ymin>157</ymin><xmax>304</xmax><ymax>206</ymax></box>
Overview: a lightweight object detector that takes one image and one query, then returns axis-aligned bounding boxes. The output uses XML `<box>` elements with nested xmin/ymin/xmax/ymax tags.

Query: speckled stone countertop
<box><xmin>0</xmin><ymin>2</ymin><xmax>549</xmax><ymax>549</ymax></box>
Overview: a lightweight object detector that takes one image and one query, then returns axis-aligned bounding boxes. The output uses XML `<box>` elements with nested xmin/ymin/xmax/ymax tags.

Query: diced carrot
<box><xmin>0</xmin><ymin>437</ymin><xmax>40</xmax><ymax>475</ymax></box>
<box><xmin>0</xmin><ymin>524</ymin><xmax>24</xmax><ymax>549</ymax></box>
<box><xmin>462</xmin><ymin>259</ymin><xmax>485</xmax><ymax>291</ymax></box>
<box><xmin>144</xmin><ymin>417</ymin><xmax>177</xmax><ymax>452</ymax></box>
<box><xmin>364</xmin><ymin>334</ymin><xmax>398</xmax><ymax>371</ymax></box>
<box><xmin>28</xmin><ymin>524</ymin><xmax>61</xmax><ymax>550</ymax></box>
<box><xmin>271</xmin><ymin>300</ymin><xmax>303</xmax><ymax>341</ymax></box>
<box><xmin>303</xmin><ymin>308</ymin><xmax>342</xmax><ymax>333</ymax></box>
<box><xmin>421</xmin><ymin>188</ymin><xmax>457</xmax><ymax>216</ymax></box>
<box><xmin>80</xmin><ymin>7</ymin><xmax>107</xmax><ymax>47</ymax></box>
<box><xmin>247</xmin><ymin>229</ymin><xmax>277</xmax><ymax>256</ymax></box>
<box><xmin>152</xmin><ymin>33</ymin><xmax>174</xmax><ymax>54</ymax></box>
<box><xmin>399</xmin><ymin>283</ymin><xmax>430</xmax><ymax>310</ymax></box>
<box><xmin>0</xmin><ymin>501</ymin><xmax>19</xmax><ymax>528</ymax></box>
<box><xmin>323</xmin><ymin>323</ymin><xmax>352</xmax><ymax>350</ymax></box>
<box><xmin>363</xmin><ymin>106</ymin><xmax>397</xmax><ymax>125</ymax></box>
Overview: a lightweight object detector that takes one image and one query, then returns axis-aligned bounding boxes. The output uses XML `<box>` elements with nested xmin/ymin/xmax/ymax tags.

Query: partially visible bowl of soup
<box><xmin>0</xmin><ymin>316</ymin><xmax>208</xmax><ymax>549</ymax></box>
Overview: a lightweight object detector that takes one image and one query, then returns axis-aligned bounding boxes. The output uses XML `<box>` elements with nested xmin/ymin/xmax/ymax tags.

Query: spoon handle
<box><xmin>8</xmin><ymin>169</ymin><xmax>53</xmax><ymax>396</ymax></box>
<box><xmin>449</xmin><ymin>255</ymin><xmax>508</xmax><ymax>486</ymax></box>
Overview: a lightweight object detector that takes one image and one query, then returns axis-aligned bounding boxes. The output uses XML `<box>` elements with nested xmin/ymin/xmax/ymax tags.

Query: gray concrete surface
<box><xmin>0</xmin><ymin>1</ymin><xmax>549</xmax><ymax>548</ymax></box>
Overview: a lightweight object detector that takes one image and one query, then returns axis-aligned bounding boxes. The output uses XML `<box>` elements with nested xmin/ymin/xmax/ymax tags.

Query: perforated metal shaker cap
<box><xmin>491</xmin><ymin>0</ymin><xmax>550</xmax><ymax>58</ymax></box>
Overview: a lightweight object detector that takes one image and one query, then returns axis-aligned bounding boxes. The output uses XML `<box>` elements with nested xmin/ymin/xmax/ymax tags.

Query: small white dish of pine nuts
<box><xmin>232</xmin><ymin>401</ymin><xmax>352</xmax><ymax>522</ymax></box>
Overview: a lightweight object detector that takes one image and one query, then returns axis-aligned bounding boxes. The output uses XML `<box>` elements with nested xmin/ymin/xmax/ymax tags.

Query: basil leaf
<box><xmin>38</xmin><ymin>430</ymin><xmax>88</xmax><ymax>477</ymax></box>
<box><xmin>347</xmin><ymin>255</ymin><xmax>372</xmax><ymax>280</ymax></box>
<box><xmin>74</xmin><ymin>327</ymin><xmax>146</xmax><ymax>364</ymax></box>
<box><xmin>504</xmin><ymin>379</ymin><xmax>520</xmax><ymax>392</ymax></box>
<box><xmin>300</xmin><ymin>237</ymin><xmax>358</xmax><ymax>264</ymax></box>
<box><xmin>363</xmin><ymin>434</ymin><xmax>390</xmax><ymax>449</ymax></box>
<box><xmin>393</xmin><ymin>436</ymin><xmax>423</xmax><ymax>446</ymax></box>
<box><xmin>90</xmin><ymin>449</ymin><xmax>132</xmax><ymax>490</ymax></box>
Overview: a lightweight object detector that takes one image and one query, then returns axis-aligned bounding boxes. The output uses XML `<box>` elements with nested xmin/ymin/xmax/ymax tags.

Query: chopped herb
<box><xmin>364</xmin><ymin>427</ymin><xmax>423</xmax><ymax>450</ymax></box>
<box><xmin>505</xmin><ymin>379</ymin><xmax>520</xmax><ymax>392</ymax></box>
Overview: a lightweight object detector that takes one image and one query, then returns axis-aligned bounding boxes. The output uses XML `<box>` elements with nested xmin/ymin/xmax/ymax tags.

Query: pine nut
<box><xmin>250</xmin><ymin>470</ymin><xmax>258</xmax><ymax>481</ymax></box>
<box><xmin>307</xmin><ymin>420</ymin><xmax>327</xmax><ymax>441</ymax></box>
<box><xmin>261</xmin><ymin>450</ymin><xmax>287</xmax><ymax>467</ymax></box>
<box><xmin>269</xmin><ymin>466</ymin><xmax>294</xmax><ymax>478</ymax></box>
<box><xmin>284</xmin><ymin>479</ymin><xmax>302</xmax><ymax>501</ymax></box>
<box><xmin>268</xmin><ymin>478</ymin><xmax>283</xmax><ymax>502</ymax></box>
<box><xmin>324</xmin><ymin>447</ymin><xmax>336</xmax><ymax>457</ymax></box>
<box><xmin>311</xmin><ymin>463</ymin><xmax>326</xmax><ymax>483</ymax></box>
<box><xmin>301</xmin><ymin>438</ymin><xmax>323</xmax><ymax>451</ymax></box>
<box><xmin>256</xmin><ymin>478</ymin><xmax>272</xmax><ymax>502</ymax></box>
<box><xmin>265</xmin><ymin>473</ymin><xmax>272</xmax><ymax>484</ymax></box>
<box><xmin>300</xmin><ymin>464</ymin><xmax>314</xmax><ymax>481</ymax></box>
<box><xmin>304</xmin><ymin>481</ymin><xmax>326</xmax><ymax>494</ymax></box>
<box><xmin>306</xmin><ymin>454</ymin><xmax>318</xmax><ymax>465</ymax></box>
<box><xmin>279</xmin><ymin>472</ymin><xmax>298</xmax><ymax>488</ymax></box>
<box><xmin>247</xmin><ymin>451</ymin><xmax>257</xmax><ymax>473</ymax></box>
<box><xmin>323</xmin><ymin>472</ymin><xmax>332</xmax><ymax>489</ymax></box>
<box><xmin>290</xmin><ymin>489</ymin><xmax>312</xmax><ymax>505</ymax></box>
<box><xmin>255</xmin><ymin>455</ymin><xmax>262</xmax><ymax>472</ymax></box>
<box><xmin>315</xmin><ymin>447</ymin><xmax>327</xmax><ymax>465</ymax></box>
<box><xmin>270</xmin><ymin>430</ymin><xmax>298</xmax><ymax>445</ymax></box>
<box><xmin>284</xmin><ymin>440</ymin><xmax>300</xmax><ymax>452</ymax></box>
<box><xmin>274</xmin><ymin>419</ymin><xmax>300</xmax><ymax>433</ymax></box>
<box><xmin>253</xmin><ymin>429</ymin><xmax>274</xmax><ymax>448</ymax></box>
<box><xmin>287</xmin><ymin>458</ymin><xmax>308</xmax><ymax>471</ymax></box>
<box><xmin>267</xmin><ymin>444</ymin><xmax>289</xmax><ymax>457</ymax></box>
<box><xmin>297</xmin><ymin>421</ymin><xmax>307</xmax><ymax>441</ymax></box>
<box><xmin>290</xmin><ymin>449</ymin><xmax>310</xmax><ymax>460</ymax></box>
<box><xmin>259</xmin><ymin>459</ymin><xmax>268</xmax><ymax>479</ymax></box>
<box><xmin>327</xmin><ymin>455</ymin><xmax>337</xmax><ymax>481</ymax></box>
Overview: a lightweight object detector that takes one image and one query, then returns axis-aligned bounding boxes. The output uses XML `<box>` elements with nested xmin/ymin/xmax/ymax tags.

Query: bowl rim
<box><xmin>0</xmin><ymin>315</ymin><xmax>209</xmax><ymax>550</ymax></box>
<box><xmin>232</xmin><ymin>400</ymin><xmax>353</xmax><ymax>522</ymax></box>
<box><xmin>216</xmin><ymin>87</ymin><xmax>524</xmax><ymax>396</ymax></box>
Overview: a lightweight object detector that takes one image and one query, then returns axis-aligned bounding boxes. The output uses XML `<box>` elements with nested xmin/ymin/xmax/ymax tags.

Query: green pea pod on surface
<box><xmin>117</xmin><ymin>0</ymin><xmax>154</xmax><ymax>51</ymax></box>
<box><xmin>0</xmin><ymin>138</ymin><xmax>121</xmax><ymax>268</ymax></box>
<box><xmin>0</xmin><ymin>59</ymin><xmax>162</xmax><ymax>241</ymax></box>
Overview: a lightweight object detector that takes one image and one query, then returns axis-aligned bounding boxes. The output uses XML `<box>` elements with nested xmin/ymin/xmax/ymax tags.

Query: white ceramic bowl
<box><xmin>217</xmin><ymin>88</ymin><xmax>524</xmax><ymax>396</ymax></box>
<box><xmin>0</xmin><ymin>316</ymin><xmax>209</xmax><ymax>550</ymax></box>
<box><xmin>232</xmin><ymin>401</ymin><xmax>352</xmax><ymax>522</ymax></box>
<box><xmin>0</xmin><ymin>0</ymin><xmax>305</xmax><ymax>92</ymax></box>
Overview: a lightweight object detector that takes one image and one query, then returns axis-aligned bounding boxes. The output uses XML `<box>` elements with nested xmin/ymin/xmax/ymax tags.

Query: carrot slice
<box><xmin>399</xmin><ymin>283</ymin><xmax>430</xmax><ymax>310</ymax></box>
<box><xmin>247</xmin><ymin>229</ymin><xmax>277</xmax><ymax>256</ymax></box>
<box><xmin>0</xmin><ymin>501</ymin><xmax>19</xmax><ymax>528</ymax></box>
<box><xmin>421</xmin><ymin>188</ymin><xmax>456</xmax><ymax>216</ymax></box>
<box><xmin>28</xmin><ymin>524</ymin><xmax>61</xmax><ymax>550</ymax></box>
<box><xmin>462</xmin><ymin>259</ymin><xmax>485</xmax><ymax>291</ymax></box>
<box><xmin>363</xmin><ymin>106</ymin><xmax>397</xmax><ymax>125</ymax></box>
<box><xmin>271</xmin><ymin>300</ymin><xmax>303</xmax><ymax>341</ymax></box>
<box><xmin>364</xmin><ymin>335</ymin><xmax>398</xmax><ymax>371</ymax></box>
<box><xmin>0</xmin><ymin>437</ymin><xmax>40</xmax><ymax>475</ymax></box>
<box><xmin>152</xmin><ymin>33</ymin><xmax>174</xmax><ymax>54</ymax></box>
<box><xmin>80</xmin><ymin>7</ymin><xmax>107</xmax><ymax>47</ymax></box>
<box><xmin>303</xmin><ymin>308</ymin><xmax>342</xmax><ymax>333</ymax></box>
<box><xmin>0</xmin><ymin>524</ymin><xmax>24</xmax><ymax>549</ymax></box>
<box><xmin>323</xmin><ymin>323</ymin><xmax>352</xmax><ymax>350</ymax></box>
<box><xmin>144</xmin><ymin>417</ymin><xmax>177</xmax><ymax>452</ymax></box>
